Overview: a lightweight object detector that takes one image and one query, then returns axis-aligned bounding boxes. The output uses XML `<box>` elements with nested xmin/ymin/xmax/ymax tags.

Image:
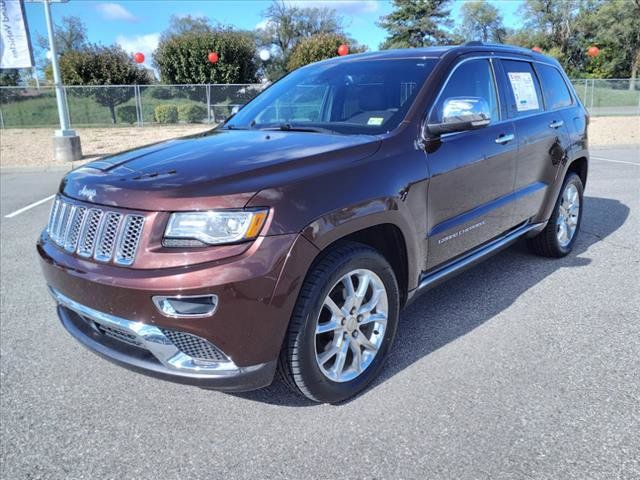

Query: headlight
<box><xmin>163</xmin><ymin>209</ymin><xmax>268</xmax><ymax>247</ymax></box>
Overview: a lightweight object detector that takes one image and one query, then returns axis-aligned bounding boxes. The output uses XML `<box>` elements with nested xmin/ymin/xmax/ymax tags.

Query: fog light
<box><xmin>153</xmin><ymin>294</ymin><xmax>218</xmax><ymax>318</ymax></box>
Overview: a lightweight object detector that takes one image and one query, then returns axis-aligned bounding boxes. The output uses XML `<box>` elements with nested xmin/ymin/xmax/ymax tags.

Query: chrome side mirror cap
<box><xmin>427</xmin><ymin>96</ymin><xmax>491</xmax><ymax>136</ymax></box>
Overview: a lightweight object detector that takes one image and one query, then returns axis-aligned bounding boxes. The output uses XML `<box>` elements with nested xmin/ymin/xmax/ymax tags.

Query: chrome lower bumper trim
<box><xmin>49</xmin><ymin>287</ymin><xmax>261</xmax><ymax>379</ymax></box>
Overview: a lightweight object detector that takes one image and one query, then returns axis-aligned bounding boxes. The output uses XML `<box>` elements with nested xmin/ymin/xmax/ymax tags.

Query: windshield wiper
<box><xmin>260</xmin><ymin>123</ymin><xmax>336</xmax><ymax>134</ymax></box>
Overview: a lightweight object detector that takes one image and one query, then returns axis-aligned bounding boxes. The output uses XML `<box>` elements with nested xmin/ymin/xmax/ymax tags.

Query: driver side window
<box><xmin>431</xmin><ymin>59</ymin><xmax>500</xmax><ymax>124</ymax></box>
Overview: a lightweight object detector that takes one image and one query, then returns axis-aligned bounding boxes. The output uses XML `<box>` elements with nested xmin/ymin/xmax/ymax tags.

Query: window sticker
<box><xmin>367</xmin><ymin>117</ymin><xmax>384</xmax><ymax>126</ymax></box>
<box><xmin>507</xmin><ymin>72</ymin><xmax>540</xmax><ymax>111</ymax></box>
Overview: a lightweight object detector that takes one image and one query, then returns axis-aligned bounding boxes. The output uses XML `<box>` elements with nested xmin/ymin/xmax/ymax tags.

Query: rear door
<box><xmin>498</xmin><ymin>58</ymin><xmax>572</xmax><ymax>224</ymax></box>
<box><xmin>424</xmin><ymin>57</ymin><xmax>517</xmax><ymax>269</ymax></box>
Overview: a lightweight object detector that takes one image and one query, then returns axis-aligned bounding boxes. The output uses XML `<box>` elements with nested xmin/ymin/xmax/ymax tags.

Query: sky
<box><xmin>23</xmin><ymin>0</ymin><xmax>524</xmax><ymax>69</ymax></box>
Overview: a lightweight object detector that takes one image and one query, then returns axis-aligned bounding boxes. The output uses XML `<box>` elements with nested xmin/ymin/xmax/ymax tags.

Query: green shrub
<box><xmin>154</xmin><ymin>30</ymin><xmax>258</xmax><ymax>84</ymax></box>
<box><xmin>178</xmin><ymin>103</ymin><xmax>207</xmax><ymax>123</ymax></box>
<box><xmin>117</xmin><ymin>105</ymin><xmax>138</xmax><ymax>124</ymax></box>
<box><xmin>287</xmin><ymin>33</ymin><xmax>366</xmax><ymax>71</ymax></box>
<box><xmin>148</xmin><ymin>86</ymin><xmax>175</xmax><ymax>99</ymax></box>
<box><xmin>154</xmin><ymin>104</ymin><xmax>179</xmax><ymax>123</ymax></box>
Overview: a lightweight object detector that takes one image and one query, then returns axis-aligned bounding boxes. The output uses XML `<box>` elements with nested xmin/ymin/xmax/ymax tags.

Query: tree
<box><xmin>58</xmin><ymin>45</ymin><xmax>150</xmax><ymax>123</ymax></box>
<box><xmin>286</xmin><ymin>33</ymin><xmax>364</xmax><ymax>71</ymax></box>
<box><xmin>36</xmin><ymin>16</ymin><xmax>88</xmax><ymax>54</ymax></box>
<box><xmin>517</xmin><ymin>0</ymin><xmax>583</xmax><ymax>72</ymax></box>
<box><xmin>153</xmin><ymin>29</ymin><xmax>258</xmax><ymax>84</ymax></box>
<box><xmin>457</xmin><ymin>1</ymin><xmax>506</xmax><ymax>43</ymax></box>
<box><xmin>580</xmin><ymin>0</ymin><xmax>640</xmax><ymax>88</ymax></box>
<box><xmin>161</xmin><ymin>14</ymin><xmax>212</xmax><ymax>39</ymax></box>
<box><xmin>506</xmin><ymin>0</ymin><xmax>639</xmax><ymax>84</ymax></box>
<box><xmin>0</xmin><ymin>70</ymin><xmax>21</xmax><ymax>86</ymax></box>
<box><xmin>257</xmin><ymin>0</ymin><xmax>345</xmax><ymax>79</ymax></box>
<box><xmin>377</xmin><ymin>0</ymin><xmax>453</xmax><ymax>49</ymax></box>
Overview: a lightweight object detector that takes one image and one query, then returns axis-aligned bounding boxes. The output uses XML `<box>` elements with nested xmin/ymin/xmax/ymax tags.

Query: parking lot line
<box><xmin>4</xmin><ymin>194</ymin><xmax>55</xmax><ymax>219</ymax></box>
<box><xmin>591</xmin><ymin>156</ymin><xmax>639</xmax><ymax>166</ymax></box>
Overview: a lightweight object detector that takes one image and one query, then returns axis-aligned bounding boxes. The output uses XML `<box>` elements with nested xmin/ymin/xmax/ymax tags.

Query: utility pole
<box><xmin>42</xmin><ymin>0</ymin><xmax>82</xmax><ymax>161</ymax></box>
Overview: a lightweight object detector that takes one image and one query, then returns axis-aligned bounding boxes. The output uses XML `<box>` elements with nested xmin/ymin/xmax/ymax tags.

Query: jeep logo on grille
<box><xmin>78</xmin><ymin>186</ymin><xmax>97</xmax><ymax>202</ymax></box>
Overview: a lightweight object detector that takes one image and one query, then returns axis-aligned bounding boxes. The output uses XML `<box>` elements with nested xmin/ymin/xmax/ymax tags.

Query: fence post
<box><xmin>206</xmin><ymin>84</ymin><xmax>212</xmax><ymax>123</ymax></box>
<box><xmin>590</xmin><ymin>79</ymin><xmax>595</xmax><ymax>109</ymax></box>
<box><xmin>583</xmin><ymin>79</ymin><xmax>588</xmax><ymax>105</ymax></box>
<box><xmin>63</xmin><ymin>86</ymin><xmax>71</xmax><ymax>127</ymax></box>
<box><xmin>134</xmin><ymin>85</ymin><xmax>143</xmax><ymax>127</ymax></box>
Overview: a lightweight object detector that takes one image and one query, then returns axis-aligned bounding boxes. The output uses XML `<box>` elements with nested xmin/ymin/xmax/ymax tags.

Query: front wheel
<box><xmin>528</xmin><ymin>172</ymin><xmax>584</xmax><ymax>257</ymax></box>
<box><xmin>278</xmin><ymin>242</ymin><xmax>399</xmax><ymax>403</ymax></box>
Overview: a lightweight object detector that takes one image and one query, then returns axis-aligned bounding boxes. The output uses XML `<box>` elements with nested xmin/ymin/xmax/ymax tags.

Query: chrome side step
<box><xmin>409</xmin><ymin>222</ymin><xmax>542</xmax><ymax>303</ymax></box>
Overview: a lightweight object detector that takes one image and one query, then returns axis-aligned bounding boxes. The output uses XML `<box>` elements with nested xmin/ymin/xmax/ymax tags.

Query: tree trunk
<box><xmin>109</xmin><ymin>104</ymin><xmax>116</xmax><ymax>124</ymax></box>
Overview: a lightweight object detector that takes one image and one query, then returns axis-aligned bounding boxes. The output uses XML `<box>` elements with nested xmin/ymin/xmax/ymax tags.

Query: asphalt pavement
<box><xmin>1</xmin><ymin>145</ymin><xmax>639</xmax><ymax>479</ymax></box>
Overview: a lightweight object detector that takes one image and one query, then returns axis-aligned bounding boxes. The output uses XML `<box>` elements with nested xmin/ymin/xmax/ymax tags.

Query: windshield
<box><xmin>225</xmin><ymin>58</ymin><xmax>437</xmax><ymax>135</ymax></box>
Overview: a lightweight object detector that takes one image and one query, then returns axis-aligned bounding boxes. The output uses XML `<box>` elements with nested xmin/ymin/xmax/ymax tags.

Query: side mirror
<box><xmin>427</xmin><ymin>97</ymin><xmax>491</xmax><ymax>136</ymax></box>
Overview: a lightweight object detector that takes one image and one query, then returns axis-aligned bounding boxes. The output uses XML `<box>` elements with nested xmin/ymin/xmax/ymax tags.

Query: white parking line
<box><xmin>591</xmin><ymin>156</ymin><xmax>639</xmax><ymax>166</ymax></box>
<box><xmin>4</xmin><ymin>195</ymin><xmax>55</xmax><ymax>219</ymax></box>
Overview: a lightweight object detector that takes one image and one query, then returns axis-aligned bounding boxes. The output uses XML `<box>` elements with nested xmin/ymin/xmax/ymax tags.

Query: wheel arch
<box><xmin>300</xmin><ymin>204</ymin><xmax>422</xmax><ymax>307</ymax></box>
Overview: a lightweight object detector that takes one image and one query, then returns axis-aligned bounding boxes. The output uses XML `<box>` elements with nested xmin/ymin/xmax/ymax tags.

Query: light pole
<box><xmin>42</xmin><ymin>0</ymin><xmax>82</xmax><ymax>161</ymax></box>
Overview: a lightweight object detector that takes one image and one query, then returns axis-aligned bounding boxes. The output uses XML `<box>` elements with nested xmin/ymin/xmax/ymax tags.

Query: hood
<box><xmin>61</xmin><ymin>129</ymin><xmax>381</xmax><ymax>211</ymax></box>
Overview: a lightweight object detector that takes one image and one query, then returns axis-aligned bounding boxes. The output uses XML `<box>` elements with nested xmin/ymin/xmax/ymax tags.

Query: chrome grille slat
<box><xmin>53</xmin><ymin>202</ymin><xmax>70</xmax><ymax>243</ymax></box>
<box><xmin>64</xmin><ymin>207</ymin><xmax>87</xmax><ymax>252</ymax></box>
<box><xmin>46</xmin><ymin>196</ymin><xmax>145</xmax><ymax>266</ymax></box>
<box><xmin>77</xmin><ymin>208</ymin><xmax>103</xmax><ymax>257</ymax></box>
<box><xmin>47</xmin><ymin>199</ymin><xmax>61</xmax><ymax>235</ymax></box>
<box><xmin>61</xmin><ymin>205</ymin><xmax>78</xmax><ymax>248</ymax></box>
<box><xmin>114</xmin><ymin>215</ymin><xmax>145</xmax><ymax>266</ymax></box>
<box><xmin>94</xmin><ymin>212</ymin><xmax>122</xmax><ymax>262</ymax></box>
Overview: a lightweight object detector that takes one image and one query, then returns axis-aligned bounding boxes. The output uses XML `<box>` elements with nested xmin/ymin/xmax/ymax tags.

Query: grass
<box><xmin>0</xmin><ymin>87</ymin><xmax>244</xmax><ymax>127</ymax></box>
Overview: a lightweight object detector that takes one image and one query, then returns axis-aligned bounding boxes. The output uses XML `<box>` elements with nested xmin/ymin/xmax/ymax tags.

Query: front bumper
<box><xmin>38</xmin><ymin>230</ymin><xmax>319</xmax><ymax>390</ymax></box>
<box><xmin>52</xmin><ymin>288</ymin><xmax>276</xmax><ymax>391</ymax></box>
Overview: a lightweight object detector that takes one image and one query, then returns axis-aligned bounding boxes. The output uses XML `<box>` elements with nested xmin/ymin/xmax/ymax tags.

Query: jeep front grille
<box><xmin>47</xmin><ymin>196</ymin><xmax>145</xmax><ymax>266</ymax></box>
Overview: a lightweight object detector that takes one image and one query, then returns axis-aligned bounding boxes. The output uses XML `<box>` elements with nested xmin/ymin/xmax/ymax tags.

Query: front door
<box><xmin>424</xmin><ymin>57</ymin><xmax>517</xmax><ymax>269</ymax></box>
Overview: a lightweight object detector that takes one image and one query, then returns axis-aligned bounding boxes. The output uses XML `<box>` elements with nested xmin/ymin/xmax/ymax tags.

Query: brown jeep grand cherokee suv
<box><xmin>38</xmin><ymin>43</ymin><xmax>588</xmax><ymax>403</ymax></box>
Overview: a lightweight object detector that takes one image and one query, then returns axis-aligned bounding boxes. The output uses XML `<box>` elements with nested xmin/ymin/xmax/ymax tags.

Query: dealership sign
<box><xmin>1</xmin><ymin>0</ymin><xmax>33</xmax><ymax>68</ymax></box>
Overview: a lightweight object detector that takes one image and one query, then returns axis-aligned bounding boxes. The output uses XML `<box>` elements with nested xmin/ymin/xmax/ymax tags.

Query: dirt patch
<box><xmin>588</xmin><ymin>116</ymin><xmax>639</xmax><ymax>146</ymax></box>
<box><xmin>0</xmin><ymin>125</ymin><xmax>212</xmax><ymax>169</ymax></box>
<box><xmin>1</xmin><ymin>117</ymin><xmax>638</xmax><ymax>169</ymax></box>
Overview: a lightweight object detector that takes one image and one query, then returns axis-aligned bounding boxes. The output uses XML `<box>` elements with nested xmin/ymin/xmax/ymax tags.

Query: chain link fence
<box><xmin>0</xmin><ymin>80</ymin><xmax>638</xmax><ymax>129</ymax></box>
<box><xmin>0</xmin><ymin>84</ymin><xmax>265</xmax><ymax>129</ymax></box>
<box><xmin>569</xmin><ymin>78</ymin><xmax>640</xmax><ymax>117</ymax></box>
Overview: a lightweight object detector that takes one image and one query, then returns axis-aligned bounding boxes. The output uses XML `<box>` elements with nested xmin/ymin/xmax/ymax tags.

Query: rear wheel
<box><xmin>528</xmin><ymin>172</ymin><xmax>584</xmax><ymax>257</ymax></box>
<box><xmin>278</xmin><ymin>242</ymin><xmax>399</xmax><ymax>403</ymax></box>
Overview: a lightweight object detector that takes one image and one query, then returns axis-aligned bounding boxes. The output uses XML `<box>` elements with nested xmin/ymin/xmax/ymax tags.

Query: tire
<box><xmin>278</xmin><ymin>241</ymin><xmax>400</xmax><ymax>403</ymax></box>
<box><xmin>528</xmin><ymin>172</ymin><xmax>584</xmax><ymax>258</ymax></box>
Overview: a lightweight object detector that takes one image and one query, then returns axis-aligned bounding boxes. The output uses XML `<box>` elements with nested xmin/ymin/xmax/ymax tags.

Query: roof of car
<box><xmin>323</xmin><ymin>42</ymin><xmax>552</xmax><ymax>63</ymax></box>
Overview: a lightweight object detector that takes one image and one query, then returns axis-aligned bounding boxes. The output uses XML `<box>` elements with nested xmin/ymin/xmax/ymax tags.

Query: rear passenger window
<box><xmin>431</xmin><ymin>59</ymin><xmax>500</xmax><ymax>124</ymax></box>
<box><xmin>501</xmin><ymin>60</ymin><xmax>544</xmax><ymax>117</ymax></box>
<box><xmin>537</xmin><ymin>64</ymin><xmax>573</xmax><ymax>110</ymax></box>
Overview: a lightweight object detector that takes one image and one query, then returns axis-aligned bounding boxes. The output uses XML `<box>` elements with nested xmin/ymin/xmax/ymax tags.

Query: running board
<box><xmin>408</xmin><ymin>222</ymin><xmax>543</xmax><ymax>304</ymax></box>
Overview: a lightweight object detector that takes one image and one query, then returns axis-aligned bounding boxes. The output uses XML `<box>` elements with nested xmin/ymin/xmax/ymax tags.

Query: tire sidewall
<box><xmin>550</xmin><ymin>173</ymin><xmax>584</xmax><ymax>255</ymax></box>
<box><xmin>295</xmin><ymin>249</ymin><xmax>399</xmax><ymax>403</ymax></box>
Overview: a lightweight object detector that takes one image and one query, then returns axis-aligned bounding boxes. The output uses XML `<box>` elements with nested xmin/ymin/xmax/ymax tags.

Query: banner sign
<box><xmin>1</xmin><ymin>0</ymin><xmax>34</xmax><ymax>68</ymax></box>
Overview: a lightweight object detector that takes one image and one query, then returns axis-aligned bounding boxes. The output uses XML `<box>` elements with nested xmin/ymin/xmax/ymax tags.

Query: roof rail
<box><xmin>463</xmin><ymin>41</ymin><xmax>484</xmax><ymax>46</ymax></box>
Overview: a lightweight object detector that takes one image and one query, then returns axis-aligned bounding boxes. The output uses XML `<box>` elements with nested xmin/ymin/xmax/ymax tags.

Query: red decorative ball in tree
<box><xmin>531</xmin><ymin>46</ymin><xmax>542</xmax><ymax>53</ymax></box>
<box><xmin>208</xmin><ymin>52</ymin><xmax>219</xmax><ymax>64</ymax></box>
<box><xmin>587</xmin><ymin>46</ymin><xmax>600</xmax><ymax>58</ymax></box>
<box><xmin>133</xmin><ymin>52</ymin><xmax>145</xmax><ymax>64</ymax></box>
<box><xmin>337</xmin><ymin>44</ymin><xmax>349</xmax><ymax>56</ymax></box>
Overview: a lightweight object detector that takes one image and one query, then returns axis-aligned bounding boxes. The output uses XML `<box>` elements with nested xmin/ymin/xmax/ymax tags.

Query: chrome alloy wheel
<box><xmin>556</xmin><ymin>183</ymin><xmax>580</xmax><ymax>247</ymax></box>
<box><xmin>314</xmin><ymin>269</ymin><xmax>388</xmax><ymax>383</ymax></box>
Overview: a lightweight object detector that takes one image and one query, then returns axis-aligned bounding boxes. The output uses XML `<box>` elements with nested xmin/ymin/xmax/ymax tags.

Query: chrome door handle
<box><xmin>495</xmin><ymin>134</ymin><xmax>515</xmax><ymax>144</ymax></box>
<box><xmin>549</xmin><ymin>120</ymin><xmax>564</xmax><ymax>129</ymax></box>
